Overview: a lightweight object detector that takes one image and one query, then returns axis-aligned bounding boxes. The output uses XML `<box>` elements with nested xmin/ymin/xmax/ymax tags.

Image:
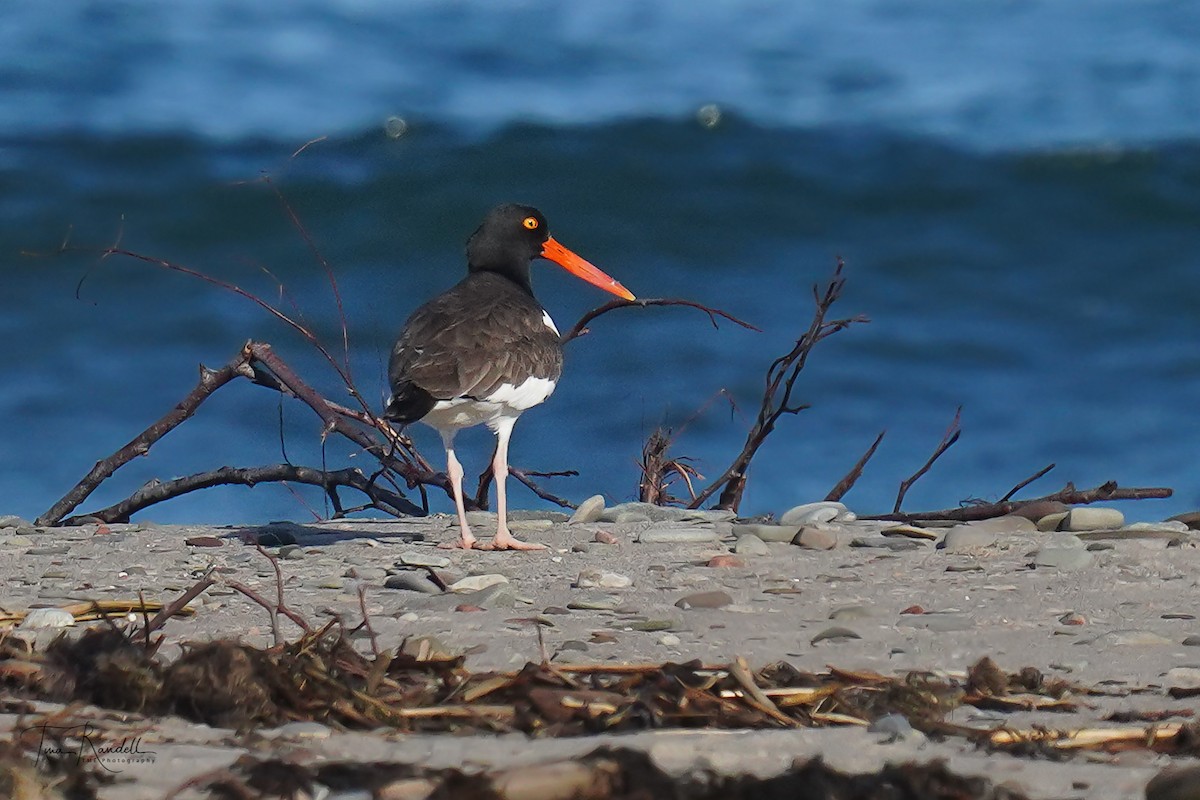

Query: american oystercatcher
<box><xmin>384</xmin><ymin>204</ymin><xmax>635</xmax><ymax>550</ymax></box>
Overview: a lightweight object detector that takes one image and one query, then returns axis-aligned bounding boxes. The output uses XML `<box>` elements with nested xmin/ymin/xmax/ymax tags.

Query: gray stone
<box><xmin>1032</xmin><ymin>535</ymin><xmax>1094</xmax><ymax>570</ymax></box>
<box><xmin>449</xmin><ymin>574</ymin><xmax>509</xmax><ymax>593</ymax></box>
<box><xmin>19</xmin><ymin>607</ymin><xmax>76</xmax><ymax>630</ymax></box>
<box><xmin>733</xmin><ymin>534</ymin><xmax>770</xmax><ymax>556</ymax></box>
<box><xmin>675</xmin><ymin>591</ymin><xmax>733</xmax><ymax>610</ymax></box>
<box><xmin>395</xmin><ymin>551</ymin><xmax>451</xmax><ymax>569</ymax></box>
<box><xmin>574</xmin><ymin>569</ymin><xmax>632</xmax><ymax>589</ymax></box>
<box><xmin>793</xmin><ymin>526</ymin><xmax>837</xmax><ymax>550</ymax></box>
<box><xmin>1183</xmin><ymin>635</ymin><xmax>1200</xmax><ymax>647</ymax></box>
<box><xmin>779</xmin><ymin>501</ymin><xmax>855</xmax><ymax>526</ymax></box>
<box><xmin>383</xmin><ymin>572</ymin><xmax>443</xmax><ymax>594</ymax></box>
<box><xmin>869</xmin><ymin>713</ymin><xmax>921</xmax><ymax>743</ymax></box>
<box><xmin>732</xmin><ymin>523</ymin><xmax>800</xmax><ymax>543</ymax></box>
<box><xmin>940</xmin><ymin>526</ymin><xmax>998</xmax><ymax>553</ymax></box>
<box><xmin>658</xmin><ymin>633</ymin><xmax>682</xmax><ymax>647</ymax></box>
<box><xmin>278</xmin><ymin>544</ymin><xmax>305</xmax><ymax>559</ymax></box>
<box><xmin>0</xmin><ymin>515</ymin><xmax>28</xmax><ymax>528</ymax></box>
<box><xmin>569</xmin><ymin>495</ymin><xmax>606</xmax><ymax>524</ymax></box>
<box><xmin>635</xmin><ymin>527</ymin><xmax>720</xmax><ymax>544</ymax></box>
<box><xmin>627</xmin><ymin>619</ymin><xmax>675</xmax><ymax>632</ymax></box>
<box><xmin>510</xmin><ymin>519</ymin><xmax>553</xmax><ymax>532</ymax></box>
<box><xmin>1062</xmin><ymin>507</ymin><xmax>1125</xmax><ymax>531</ymax></box>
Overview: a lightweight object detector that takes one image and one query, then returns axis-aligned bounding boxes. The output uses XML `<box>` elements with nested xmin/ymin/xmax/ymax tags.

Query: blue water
<box><xmin>3</xmin><ymin>1</ymin><xmax>1199</xmax><ymax>524</ymax></box>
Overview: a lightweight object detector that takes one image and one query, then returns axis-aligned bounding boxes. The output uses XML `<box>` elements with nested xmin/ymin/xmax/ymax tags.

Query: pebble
<box><xmin>675</xmin><ymin>591</ymin><xmax>733</xmax><ymax>610</ymax></box>
<box><xmin>706</xmin><ymin>555</ymin><xmax>744</xmax><ymax>568</ymax></box>
<box><xmin>1061</xmin><ymin>507</ymin><xmax>1125</xmax><ymax>531</ymax></box>
<box><xmin>627</xmin><ymin>619</ymin><xmax>675</xmax><ymax>632</ymax></box>
<box><xmin>574</xmin><ymin>570</ymin><xmax>632</xmax><ymax>589</ymax></box>
<box><xmin>793</xmin><ymin>526</ymin><xmax>837</xmax><ymax>550</ymax></box>
<box><xmin>658</xmin><ymin>633</ymin><xmax>682</xmax><ymax>647</ymax></box>
<box><xmin>184</xmin><ymin>535</ymin><xmax>225</xmax><ymax>548</ymax></box>
<box><xmin>462</xmin><ymin>583</ymin><xmax>517</xmax><ymax>609</ymax></box>
<box><xmin>731</xmin><ymin>523</ymin><xmax>800</xmax><ymax>543</ymax></box>
<box><xmin>779</xmin><ymin>501</ymin><xmax>855</xmax><ymax>526</ymax></box>
<box><xmin>0</xmin><ymin>515</ymin><xmax>28</xmax><ymax>528</ymax></box>
<box><xmin>1146</xmin><ymin>765</ymin><xmax>1200</xmax><ymax>800</ymax></box>
<box><xmin>1032</xmin><ymin>535</ymin><xmax>1094</xmax><ymax>570</ymax></box>
<box><xmin>829</xmin><ymin>605</ymin><xmax>872</xmax><ymax>621</ymax></box>
<box><xmin>965</xmin><ymin>515</ymin><xmax>1038</xmax><ymax>534</ymax></box>
<box><xmin>940</xmin><ymin>525</ymin><xmax>998</xmax><ymax>553</ymax></box>
<box><xmin>567</xmin><ymin>596</ymin><xmax>619</xmax><ymax>611</ymax></box>
<box><xmin>897</xmin><ymin>613</ymin><xmax>973</xmax><ymax>633</ymax></box>
<box><xmin>1168</xmin><ymin>511</ymin><xmax>1200</xmax><ymax>530</ymax></box>
<box><xmin>1088</xmin><ymin>630</ymin><xmax>1174</xmax><ymax>647</ymax></box>
<box><xmin>344</xmin><ymin>566</ymin><xmax>388</xmax><ymax>581</ymax></box>
<box><xmin>850</xmin><ymin>536</ymin><xmax>923</xmax><ymax>551</ymax></box>
<box><xmin>449</xmin><ymin>574</ymin><xmax>509</xmax><ymax>593</ymax></box>
<box><xmin>383</xmin><ymin>572</ymin><xmax>443</xmax><ymax>594</ymax></box>
<box><xmin>278</xmin><ymin>544</ymin><xmax>305</xmax><ymax>559</ymax></box>
<box><xmin>395</xmin><ymin>551</ymin><xmax>451</xmax><ymax>569</ymax></box>
<box><xmin>19</xmin><ymin>607</ymin><xmax>76</xmax><ymax>630</ymax></box>
<box><xmin>0</xmin><ymin>535</ymin><xmax>33</xmax><ymax>548</ymax></box>
<box><xmin>635</xmin><ymin>527</ymin><xmax>720</xmax><ymax>544</ymax></box>
<box><xmin>1011</xmin><ymin>500</ymin><xmax>1069</xmax><ymax>521</ymax></box>
<box><xmin>569</xmin><ymin>495</ymin><xmax>606</xmax><ymax>524</ymax></box>
<box><xmin>1164</xmin><ymin>667</ymin><xmax>1200</xmax><ymax>690</ymax></box>
<box><xmin>26</xmin><ymin>545</ymin><xmax>70</xmax><ymax>556</ymax></box>
<box><xmin>593</xmin><ymin>530</ymin><xmax>619</xmax><ymax>545</ymax></box>
<box><xmin>1036</xmin><ymin>512</ymin><xmax>1070</xmax><ymax>532</ymax></box>
<box><xmin>1184</xmin><ymin>636</ymin><xmax>1200</xmax><ymax>647</ymax></box>
<box><xmin>810</xmin><ymin>626</ymin><xmax>861</xmax><ymax>644</ymax></box>
<box><xmin>733</xmin><ymin>534</ymin><xmax>769</xmax><ymax>556</ymax></box>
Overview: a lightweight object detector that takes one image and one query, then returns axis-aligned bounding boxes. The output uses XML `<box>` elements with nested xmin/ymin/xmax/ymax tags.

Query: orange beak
<box><xmin>541</xmin><ymin>236</ymin><xmax>636</xmax><ymax>301</ymax></box>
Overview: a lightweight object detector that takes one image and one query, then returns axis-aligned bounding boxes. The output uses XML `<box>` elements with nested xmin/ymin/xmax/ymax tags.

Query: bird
<box><xmin>384</xmin><ymin>204</ymin><xmax>635</xmax><ymax>551</ymax></box>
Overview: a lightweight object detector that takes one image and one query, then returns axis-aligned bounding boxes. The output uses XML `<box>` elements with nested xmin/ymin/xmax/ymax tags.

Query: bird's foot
<box><xmin>438</xmin><ymin>530</ymin><xmax>479</xmax><ymax>550</ymax></box>
<box><xmin>479</xmin><ymin>529</ymin><xmax>547</xmax><ymax>551</ymax></box>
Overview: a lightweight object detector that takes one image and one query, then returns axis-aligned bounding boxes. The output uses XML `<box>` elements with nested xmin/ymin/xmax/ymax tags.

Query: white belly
<box><xmin>420</xmin><ymin>375</ymin><xmax>557</xmax><ymax>433</ymax></box>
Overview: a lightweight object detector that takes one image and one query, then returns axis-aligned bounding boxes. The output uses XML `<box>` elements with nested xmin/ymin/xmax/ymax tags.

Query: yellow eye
<box><xmin>523</xmin><ymin>216</ymin><xmax>539</xmax><ymax>230</ymax></box>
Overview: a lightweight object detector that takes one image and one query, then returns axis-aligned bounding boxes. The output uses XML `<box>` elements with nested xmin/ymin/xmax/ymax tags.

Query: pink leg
<box><xmin>483</xmin><ymin>418</ymin><xmax>545</xmax><ymax>551</ymax></box>
<box><xmin>441</xmin><ymin>431</ymin><xmax>477</xmax><ymax>550</ymax></box>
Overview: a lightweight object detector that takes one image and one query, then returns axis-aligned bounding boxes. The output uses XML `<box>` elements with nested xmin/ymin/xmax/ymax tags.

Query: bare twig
<box><xmin>825</xmin><ymin>430</ymin><xmax>886</xmax><ymax>502</ymax></box>
<box><xmin>1001</xmin><ymin>463</ymin><xmax>1056</xmax><ymax>502</ymax></box>
<box><xmin>357</xmin><ymin>585</ymin><xmax>380</xmax><ymax>658</ymax></box>
<box><xmin>559</xmin><ymin>297</ymin><xmax>759</xmax><ymax>345</ymax></box>
<box><xmin>688</xmin><ymin>259</ymin><xmax>868</xmax><ymax>512</ymax></box>
<box><xmin>893</xmin><ymin>407</ymin><xmax>962</xmax><ymax>514</ymax></box>
<box><xmin>36</xmin><ymin>347</ymin><xmax>256</xmax><ymax>526</ymax></box>
<box><xmin>135</xmin><ymin>568</ymin><xmax>217</xmax><ymax>640</ymax></box>
<box><xmin>509</xmin><ymin>468</ymin><xmax>577</xmax><ymax>509</ymax></box>
<box><xmin>222</xmin><ymin>548</ymin><xmax>312</xmax><ymax>645</ymax></box>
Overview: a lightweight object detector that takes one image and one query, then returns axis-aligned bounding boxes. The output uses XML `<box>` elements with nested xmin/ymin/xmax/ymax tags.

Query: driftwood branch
<box><xmin>865</xmin><ymin>481</ymin><xmax>1173</xmax><ymax>523</ymax></box>
<box><xmin>688</xmin><ymin>259</ymin><xmax>867</xmax><ymax>512</ymax></box>
<box><xmin>893</xmin><ymin>406</ymin><xmax>962</xmax><ymax>514</ymax></box>
<box><xmin>559</xmin><ymin>297</ymin><xmax>759</xmax><ymax>345</ymax></box>
<box><xmin>825</xmin><ymin>430</ymin><xmax>886</xmax><ymax>503</ymax></box>
<box><xmin>63</xmin><ymin>464</ymin><xmax>423</xmax><ymax>525</ymax></box>
<box><xmin>36</xmin><ymin>347</ymin><xmax>256</xmax><ymax>526</ymax></box>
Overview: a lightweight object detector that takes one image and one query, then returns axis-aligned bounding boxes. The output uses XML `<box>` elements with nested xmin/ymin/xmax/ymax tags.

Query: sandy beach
<box><xmin>2</xmin><ymin>502</ymin><xmax>1199</xmax><ymax>799</ymax></box>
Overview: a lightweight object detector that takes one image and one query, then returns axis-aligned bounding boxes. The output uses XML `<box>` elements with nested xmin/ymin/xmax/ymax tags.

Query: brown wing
<box><xmin>388</xmin><ymin>273</ymin><xmax>563</xmax><ymax>417</ymax></box>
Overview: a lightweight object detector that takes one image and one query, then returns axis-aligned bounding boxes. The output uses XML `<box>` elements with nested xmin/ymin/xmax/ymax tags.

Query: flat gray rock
<box><xmin>1033</xmin><ymin>535</ymin><xmax>1094</xmax><ymax>569</ymax></box>
<box><xmin>568</xmin><ymin>494</ymin><xmax>606</xmax><ymax>524</ymax></box>
<box><xmin>732</xmin><ymin>523</ymin><xmax>800</xmax><ymax>543</ymax></box>
<box><xmin>635</xmin><ymin>527</ymin><xmax>720</xmax><ymax>544</ymax></box>
<box><xmin>733</xmin><ymin>534</ymin><xmax>770</xmax><ymax>556</ymax></box>
<box><xmin>779</xmin><ymin>501</ymin><xmax>855</xmax><ymax>526</ymax></box>
<box><xmin>384</xmin><ymin>572</ymin><xmax>443</xmax><ymax>594</ymax></box>
<box><xmin>940</xmin><ymin>525</ymin><xmax>998</xmax><ymax>553</ymax></box>
<box><xmin>1062</xmin><ymin>507</ymin><xmax>1125</xmax><ymax>531</ymax></box>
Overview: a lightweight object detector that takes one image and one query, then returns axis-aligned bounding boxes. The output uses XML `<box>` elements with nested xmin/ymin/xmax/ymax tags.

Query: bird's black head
<box><xmin>465</xmin><ymin>204</ymin><xmax>549</xmax><ymax>284</ymax></box>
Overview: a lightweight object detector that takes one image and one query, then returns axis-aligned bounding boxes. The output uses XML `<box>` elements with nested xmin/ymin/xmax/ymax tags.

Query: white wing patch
<box><xmin>542</xmin><ymin>309</ymin><xmax>560</xmax><ymax>335</ymax></box>
<box><xmin>487</xmin><ymin>375</ymin><xmax>557</xmax><ymax>411</ymax></box>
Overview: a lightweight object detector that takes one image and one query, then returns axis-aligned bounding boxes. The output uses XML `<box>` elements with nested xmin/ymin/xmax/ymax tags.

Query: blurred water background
<box><xmin>3</xmin><ymin>1</ymin><xmax>1198</xmax><ymax>524</ymax></box>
